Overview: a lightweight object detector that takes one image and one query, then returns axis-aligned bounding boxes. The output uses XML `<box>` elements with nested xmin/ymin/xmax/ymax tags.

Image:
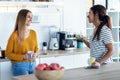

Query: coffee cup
<box><xmin>27</xmin><ymin>51</ymin><xmax>34</xmax><ymax>59</ymax></box>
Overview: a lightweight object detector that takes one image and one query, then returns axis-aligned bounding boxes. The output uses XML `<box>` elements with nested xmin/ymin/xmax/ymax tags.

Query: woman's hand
<box><xmin>92</xmin><ymin>61</ymin><xmax>101</xmax><ymax>68</ymax></box>
<box><xmin>76</xmin><ymin>35</ymin><xmax>84</xmax><ymax>41</ymax></box>
<box><xmin>23</xmin><ymin>52</ymin><xmax>37</xmax><ymax>60</ymax></box>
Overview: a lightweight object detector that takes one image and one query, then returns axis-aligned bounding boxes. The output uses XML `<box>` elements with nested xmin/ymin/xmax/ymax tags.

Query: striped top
<box><xmin>89</xmin><ymin>25</ymin><xmax>113</xmax><ymax>63</ymax></box>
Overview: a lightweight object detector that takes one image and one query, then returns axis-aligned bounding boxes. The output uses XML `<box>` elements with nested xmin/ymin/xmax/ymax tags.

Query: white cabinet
<box><xmin>39</xmin><ymin>55</ymin><xmax>75</xmax><ymax>69</ymax></box>
<box><xmin>35</xmin><ymin>58</ymin><xmax>40</xmax><ymax>66</ymax></box>
<box><xmin>0</xmin><ymin>61</ymin><xmax>12</xmax><ymax>80</ymax></box>
<box><xmin>74</xmin><ymin>53</ymin><xmax>90</xmax><ymax>68</ymax></box>
<box><xmin>39</xmin><ymin>53</ymin><xmax>90</xmax><ymax>69</ymax></box>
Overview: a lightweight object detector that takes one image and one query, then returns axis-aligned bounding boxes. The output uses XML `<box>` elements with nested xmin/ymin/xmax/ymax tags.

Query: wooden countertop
<box><xmin>0</xmin><ymin>59</ymin><xmax>10</xmax><ymax>62</ymax></box>
<box><xmin>39</xmin><ymin>47</ymin><xmax>90</xmax><ymax>58</ymax></box>
<box><xmin>0</xmin><ymin>48</ymin><xmax>90</xmax><ymax>62</ymax></box>
<box><xmin>13</xmin><ymin>62</ymin><xmax>120</xmax><ymax>80</ymax></box>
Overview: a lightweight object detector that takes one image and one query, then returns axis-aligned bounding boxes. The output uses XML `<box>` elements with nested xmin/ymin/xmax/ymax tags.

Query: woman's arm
<box><xmin>81</xmin><ymin>38</ymin><xmax>90</xmax><ymax>48</ymax></box>
<box><xmin>76</xmin><ymin>35</ymin><xmax>90</xmax><ymax>48</ymax></box>
<box><xmin>98</xmin><ymin>43</ymin><xmax>114</xmax><ymax>64</ymax></box>
<box><xmin>5</xmin><ymin>33</ymin><xmax>24</xmax><ymax>61</ymax></box>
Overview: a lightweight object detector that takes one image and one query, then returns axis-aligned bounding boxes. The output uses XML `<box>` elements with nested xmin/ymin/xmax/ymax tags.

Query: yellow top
<box><xmin>5</xmin><ymin>29</ymin><xmax>39</xmax><ymax>63</ymax></box>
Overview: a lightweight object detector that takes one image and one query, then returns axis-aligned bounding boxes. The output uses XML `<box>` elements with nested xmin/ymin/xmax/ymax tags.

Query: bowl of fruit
<box><xmin>35</xmin><ymin>63</ymin><xmax>64</xmax><ymax>80</ymax></box>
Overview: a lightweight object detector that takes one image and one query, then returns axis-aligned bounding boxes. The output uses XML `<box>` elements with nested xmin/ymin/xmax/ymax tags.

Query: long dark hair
<box><xmin>91</xmin><ymin>5</ymin><xmax>112</xmax><ymax>41</ymax></box>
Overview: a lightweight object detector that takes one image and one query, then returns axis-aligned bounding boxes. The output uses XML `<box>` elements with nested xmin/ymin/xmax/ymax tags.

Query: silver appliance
<box><xmin>49</xmin><ymin>26</ymin><xmax>59</xmax><ymax>50</ymax></box>
<box><xmin>57</xmin><ymin>31</ymin><xmax>77</xmax><ymax>50</ymax></box>
<box><xmin>49</xmin><ymin>37</ymin><xmax>59</xmax><ymax>50</ymax></box>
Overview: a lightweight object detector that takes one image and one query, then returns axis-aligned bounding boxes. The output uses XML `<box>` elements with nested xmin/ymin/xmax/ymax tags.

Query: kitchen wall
<box><xmin>63</xmin><ymin>0</ymin><xmax>87</xmax><ymax>35</ymax></box>
<box><xmin>0</xmin><ymin>0</ymin><xmax>87</xmax><ymax>50</ymax></box>
<box><xmin>0</xmin><ymin>13</ymin><xmax>16</xmax><ymax>50</ymax></box>
<box><xmin>0</xmin><ymin>5</ymin><xmax>62</xmax><ymax>50</ymax></box>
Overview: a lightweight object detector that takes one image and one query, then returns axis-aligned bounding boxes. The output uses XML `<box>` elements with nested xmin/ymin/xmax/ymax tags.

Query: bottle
<box><xmin>42</xmin><ymin>42</ymin><xmax>47</xmax><ymax>55</ymax></box>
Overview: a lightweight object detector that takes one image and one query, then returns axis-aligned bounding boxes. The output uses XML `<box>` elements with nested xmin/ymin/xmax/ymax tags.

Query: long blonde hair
<box><xmin>14</xmin><ymin>9</ymin><xmax>31</xmax><ymax>44</ymax></box>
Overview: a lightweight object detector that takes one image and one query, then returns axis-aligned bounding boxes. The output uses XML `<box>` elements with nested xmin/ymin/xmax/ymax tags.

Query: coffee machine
<box><xmin>57</xmin><ymin>31</ymin><xmax>77</xmax><ymax>50</ymax></box>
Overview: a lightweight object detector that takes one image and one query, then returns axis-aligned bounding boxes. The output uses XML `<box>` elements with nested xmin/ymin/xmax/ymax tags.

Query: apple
<box><xmin>35</xmin><ymin>66</ymin><xmax>44</xmax><ymax>70</ymax></box>
<box><xmin>60</xmin><ymin>66</ymin><xmax>64</xmax><ymax>69</ymax></box>
<box><xmin>35</xmin><ymin>64</ymin><xmax>46</xmax><ymax>70</ymax></box>
<box><xmin>35</xmin><ymin>63</ymin><xmax>64</xmax><ymax>71</ymax></box>
<box><xmin>50</xmin><ymin>63</ymin><xmax>60</xmax><ymax>70</ymax></box>
<box><xmin>43</xmin><ymin>63</ymin><xmax>48</xmax><ymax>68</ymax></box>
<box><xmin>44</xmin><ymin>66</ymin><xmax>51</xmax><ymax>70</ymax></box>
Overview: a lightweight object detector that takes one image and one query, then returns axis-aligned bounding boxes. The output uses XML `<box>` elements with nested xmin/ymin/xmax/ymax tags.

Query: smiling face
<box><xmin>25</xmin><ymin>12</ymin><xmax>32</xmax><ymax>26</ymax></box>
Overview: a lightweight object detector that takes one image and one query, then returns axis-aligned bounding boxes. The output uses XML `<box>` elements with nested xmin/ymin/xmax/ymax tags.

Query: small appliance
<box><xmin>49</xmin><ymin>26</ymin><xmax>59</xmax><ymax>50</ymax></box>
<box><xmin>49</xmin><ymin>37</ymin><xmax>59</xmax><ymax>50</ymax></box>
<box><xmin>57</xmin><ymin>31</ymin><xmax>77</xmax><ymax>50</ymax></box>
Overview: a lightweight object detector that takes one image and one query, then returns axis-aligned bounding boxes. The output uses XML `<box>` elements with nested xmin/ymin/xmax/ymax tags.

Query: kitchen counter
<box><xmin>0</xmin><ymin>58</ymin><xmax>10</xmax><ymax>62</ymax></box>
<box><xmin>0</xmin><ymin>48</ymin><xmax>90</xmax><ymax>62</ymax></box>
<box><xmin>39</xmin><ymin>47</ymin><xmax>90</xmax><ymax>58</ymax></box>
<box><xmin>12</xmin><ymin>62</ymin><xmax>120</xmax><ymax>80</ymax></box>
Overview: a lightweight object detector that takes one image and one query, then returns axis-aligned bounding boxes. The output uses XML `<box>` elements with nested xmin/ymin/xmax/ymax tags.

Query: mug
<box><xmin>77</xmin><ymin>41</ymin><xmax>83</xmax><ymax>48</ymax></box>
<box><xmin>27</xmin><ymin>51</ymin><xmax>34</xmax><ymax>59</ymax></box>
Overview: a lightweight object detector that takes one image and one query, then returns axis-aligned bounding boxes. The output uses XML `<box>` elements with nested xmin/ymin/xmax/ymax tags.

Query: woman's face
<box><xmin>87</xmin><ymin>10</ymin><xmax>95</xmax><ymax>23</ymax></box>
<box><xmin>25</xmin><ymin>12</ymin><xmax>32</xmax><ymax>26</ymax></box>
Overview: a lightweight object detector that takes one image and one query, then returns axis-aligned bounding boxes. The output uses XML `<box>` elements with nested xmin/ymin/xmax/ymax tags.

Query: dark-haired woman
<box><xmin>5</xmin><ymin>9</ymin><xmax>39</xmax><ymax>76</ymax></box>
<box><xmin>78</xmin><ymin>5</ymin><xmax>114</xmax><ymax>68</ymax></box>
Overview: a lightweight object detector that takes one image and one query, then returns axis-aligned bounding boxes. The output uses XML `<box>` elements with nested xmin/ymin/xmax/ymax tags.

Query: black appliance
<box><xmin>57</xmin><ymin>31</ymin><xmax>77</xmax><ymax>50</ymax></box>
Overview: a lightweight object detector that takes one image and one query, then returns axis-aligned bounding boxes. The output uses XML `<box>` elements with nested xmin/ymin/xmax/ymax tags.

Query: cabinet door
<box><xmin>35</xmin><ymin>58</ymin><xmax>40</xmax><ymax>66</ymax></box>
<box><xmin>54</xmin><ymin>55</ymin><xmax>75</xmax><ymax>69</ymax></box>
<box><xmin>0</xmin><ymin>61</ymin><xmax>12</xmax><ymax>80</ymax></box>
<box><xmin>40</xmin><ymin>55</ymin><xmax>75</xmax><ymax>69</ymax></box>
<box><xmin>40</xmin><ymin>57</ymin><xmax>56</xmax><ymax>65</ymax></box>
<box><xmin>74</xmin><ymin>53</ymin><xmax>90</xmax><ymax>68</ymax></box>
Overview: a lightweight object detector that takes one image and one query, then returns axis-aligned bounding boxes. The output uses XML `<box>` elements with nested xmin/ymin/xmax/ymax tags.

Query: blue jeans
<box><xmin>12</xmin><ymin>62</ymin><xmax>36</xmax><ymax>76</ymax></box>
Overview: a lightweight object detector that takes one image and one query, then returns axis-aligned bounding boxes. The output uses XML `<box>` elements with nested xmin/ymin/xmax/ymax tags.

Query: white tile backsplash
<box><xmin>0</xmin><ymin>11</ymin><xmax>61</xmax><ymax>50</ymax></box>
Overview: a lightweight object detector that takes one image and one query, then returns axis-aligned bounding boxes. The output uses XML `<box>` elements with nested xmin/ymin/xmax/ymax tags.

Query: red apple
<box><xmin>44</xmin><ymin>66</ymin><xmax>51</xmax><ymax>70</ymax></box>
<box><xmin>35</xmin><ymin>64</ymin><xmax>46</xmax><ymax>70</ymax></box>
<box><xmin>50</xmin><ymin>63</ymin><xmax>60</xmax><ymax>70</ymax></box>
<box><xmin>60</xmin><ymin>66</ymin><xmax>64</xmax><ymax>69</ymax></box>
<box><xmin>35</xmin><ymin>63</ymin><xmax>64</xmax><ymax>70</ymax></box>
<box><xmin>43</xmin><ymin>63</ymin><xmax>48</xmax><ymax>68</ymax></box>
<box><xmin>35</xmin><ymin>66</ymin><xmax>44</xmax><ymax>70</ymax></box>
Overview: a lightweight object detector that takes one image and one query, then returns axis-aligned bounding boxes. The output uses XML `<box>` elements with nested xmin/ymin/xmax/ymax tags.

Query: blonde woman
<box><xmin>6</xmin><ymin>9</ymin><xmax>39</xmax><ymax>76</ymax></box>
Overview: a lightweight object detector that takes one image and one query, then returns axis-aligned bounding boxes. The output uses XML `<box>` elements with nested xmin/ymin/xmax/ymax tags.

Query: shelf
<box><xmin>0</xmin><ymin>1</ymin><xmax>64</xmax><ymax>13</ymax></box>
<box><xmin>112</xmin><ymin>26</ymin><xmax>120</xmax><ymax>28</ymax></box>
<box><xmin>108</xmin><ymin>12</ymin><xmax>119</xmax><ymax>27</ymax></box>
<box><xmin>86</xmin><ymin>28</ymin><xmax>93</xmax><ymax>29</ymax></box>
<box><xmin>112</xmin><ymin>28</ymin><xmax>119</xmax><ymax>42</ymax></box>
<box><xmin>107</xmin><ymin>10</ymin><xmax>120</xmax><ymax>12</ymax></box>
<box><xmin>0</xmin><ymin>2</ymin><xmax>63</xmax><ymax>7</ymax></box>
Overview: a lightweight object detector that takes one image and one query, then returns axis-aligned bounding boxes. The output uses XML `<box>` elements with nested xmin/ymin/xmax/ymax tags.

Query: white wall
<box><xmin>63</xmin><ymin>0</ymin><xmax>87</xmax><ymax>35</ymax></box>
<box><xmin>0</xmin><ymin>6</ymin><xmax>62</xmax><ymax>50</ymax></box>
<box><xmin>0</xmin><ymin>1</ymin><xmax>87</xmax><ymax>50</ymax></box>
<box><xmin>0</xmin><ymin>13</ymin><xmax>17</xmax><ymax>50</ymax></box>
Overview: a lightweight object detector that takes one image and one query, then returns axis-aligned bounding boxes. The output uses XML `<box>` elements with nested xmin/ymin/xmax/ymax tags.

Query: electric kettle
<box><xmin>49</xmin><ymin>38</ymin><xmax>59</xmax><ymax>50</ymax></box>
